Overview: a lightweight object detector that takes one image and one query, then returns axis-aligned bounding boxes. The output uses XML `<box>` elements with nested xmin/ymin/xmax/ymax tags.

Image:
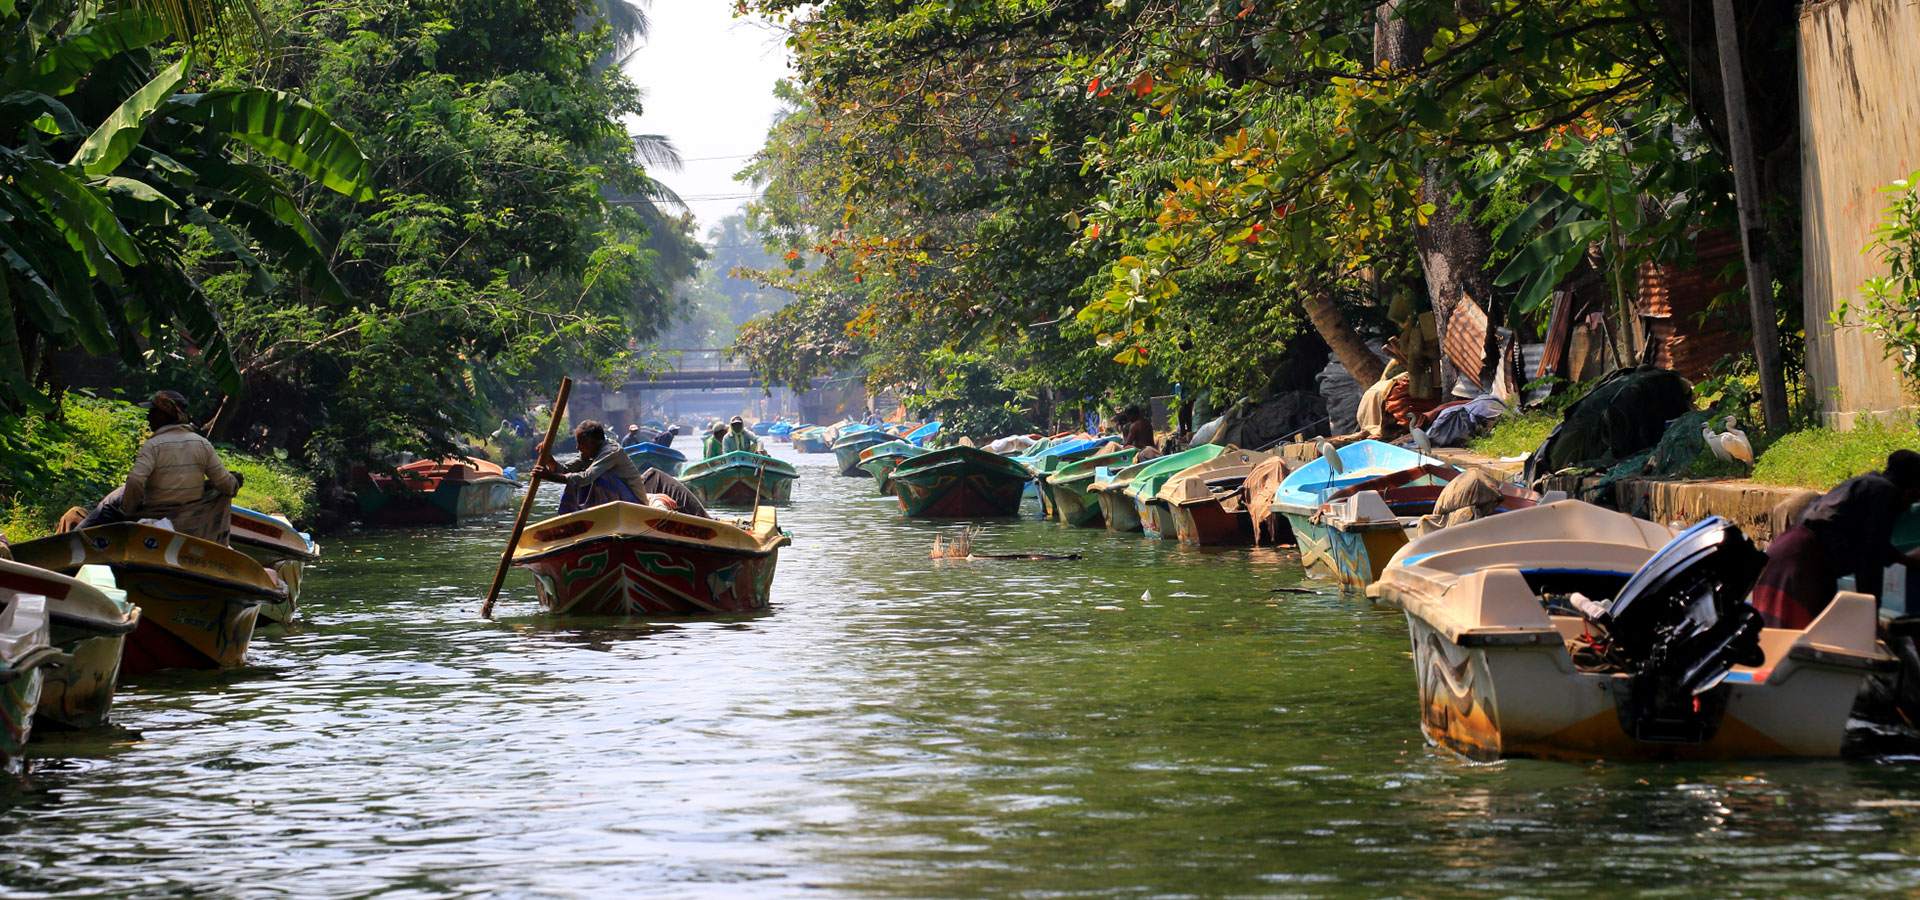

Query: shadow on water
<box><xmin>5</xmin><ymin>445</ymin><xmax>1920</xmax><ymax>899</ymax></box>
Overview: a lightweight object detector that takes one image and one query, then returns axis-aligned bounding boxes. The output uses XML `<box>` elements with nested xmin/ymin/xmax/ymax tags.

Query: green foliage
<box><xmin>1839</xmin><ymin>171</ymin><xmax>1920</xmax><ymax>390</ymax></box>
<box><xmin>1750</xmin><ymin>418</ymin><xmax>1920</xmax><ymax>490</ymax></box>
<box><xmin>905</xmin><ymin>348</ymin><xmax>1039</xmax><ymax>441</ymax></box>
<box><xmin>1465</xmin><ymin>410</ymin><xmax>1561</xmax><ymax>459</ymax></box>
<box><xmin>226</xmin><ymin>453</ymin><xmax>316</xmax><ymax>523</ymax></box>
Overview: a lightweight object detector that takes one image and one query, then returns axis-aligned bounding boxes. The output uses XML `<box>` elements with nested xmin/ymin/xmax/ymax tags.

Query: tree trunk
<box><xmin>1303</xmin><ymin>290</ymin><xmax>1384</xmax><ymax>386</ymax></box>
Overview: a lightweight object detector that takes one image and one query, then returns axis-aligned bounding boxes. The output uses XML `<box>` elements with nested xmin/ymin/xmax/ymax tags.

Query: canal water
<box><xmin>7</xmin><ymin>444</ymin><xmax>1920</xmax><ymax>899</ymax></box>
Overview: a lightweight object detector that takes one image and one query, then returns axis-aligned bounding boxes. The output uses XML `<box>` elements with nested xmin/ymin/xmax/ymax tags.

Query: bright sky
<box><xmin>622</xmin><ymin>2</ymin><xmax>793</xmax><ymax>239</ymax></box>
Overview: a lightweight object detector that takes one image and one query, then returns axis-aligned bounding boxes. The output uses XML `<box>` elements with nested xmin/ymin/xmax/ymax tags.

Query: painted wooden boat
<box><xmin>857</xmin><ymin>441</ymin><xmax>927</xmax><ymax>495</ymax></box>
<box><xmin>512</xmin><ymin>502</ymin><xmax>790</xmax><ymax>615</ymax></box>
<box><xmin>8</xmin><ymin>523</ymin><xmax>284</xmax><ymax>673</ymax></box>
<box><xmin>889</xmin><ymin>446</ymin><xmax>1034</xmax><ymax>518</ymax></box>
<box><xmin>230</xmin><ymin>506</ymin><xmax>320</xmax><ymax>624</ymax></box>
<box><xmin>0</xmin><ymin>585</ymin><xmax>58</xmax><ymax>756</ymax></box>
<box><xmin>1369</xmin><ymin>502</ymin><xmax>1895</xmax><ymax>761</ymax></box>
<box><xmin>1319</xmin><ymin>465</ymin><xmax>1543</xmax><ymax>590</ymax></box>
<box><xmin>1092</xmin><ymin>463</ymin><xmax>1144</xmax><ymax>533</ymax></box>
<box><xmin>832</xmin><ymin>427</ymin><xmax>892</xmax><ymax>477</ymax></box>
<box><xmin>1</xmin><ymin>561</ymin><xmax>138</xmax><ymax>730</ymax></box>
<box><xmin>681</xmin><ymin>451</ymin><xmax>798</xmax><ymax>506</ymax></box>
<box><xmin>1028</xmin><ymin>437</ymin><xmax>1114</xmax><ymax>521</ymax></box>
<box><xmin>1156</xmin><ymin>448</ymin><xmax>1279</xmax><ymax>546</ymax></box>
<box><xmin>353</xmin><ymin>457</ymin><xmax>519</xmax><ymax>526</ymax></box>
<box><xmin>1046</xmin><ymin>448</ymin><xmax>1139</xmax><ymax>528</ymax></box>
<box><xmin>1271</xmin><ymin>440</ymin><xmax>1444</xmax><ymax>575</ymax></box>
<box><xmin>1124</xmin><ymin>445</ymin><xmax>1233</xmax><ymax>540</ymax></box>
<box><xmin>789</xmin><ymin>425</ymin><xmax>828</xmax><ymax>453</ymax></box>
<box><xmin>905</xmin><ymin>421</ymin><xmax>942</xmax><ymax>446</ymax></box>
<box><xmin>627</xmin><ymin>442</ymin><xmax>688</xmax><ymax>477</ymax></box>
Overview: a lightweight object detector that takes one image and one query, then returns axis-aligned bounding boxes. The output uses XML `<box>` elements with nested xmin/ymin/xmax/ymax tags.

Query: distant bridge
<box><xmin>619</xmin><ymin>349</ymin><xmax>827</xmax><ymax>392</ymax></box>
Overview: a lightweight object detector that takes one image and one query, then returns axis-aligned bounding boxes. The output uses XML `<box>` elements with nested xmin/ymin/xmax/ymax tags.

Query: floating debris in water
<box><xmin>930</xmin><ymin>526</ymin><xmax>1081</xmax><ymax>561</ymax></box>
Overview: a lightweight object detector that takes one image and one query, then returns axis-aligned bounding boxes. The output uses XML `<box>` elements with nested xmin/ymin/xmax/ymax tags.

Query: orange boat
<box><xmin>353</xmin><ymin>457</ymin><xmax>519</xmax><ymax>526</ymax></box>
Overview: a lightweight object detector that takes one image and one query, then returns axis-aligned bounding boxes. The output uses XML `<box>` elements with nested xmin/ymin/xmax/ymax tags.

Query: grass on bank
<box><xmin>1750</xmin><ymin>418</ymin><xmax>1920</xmax><ymax>489</ymax></box>
<box><xmin>1</xmin><ymin>396</ymin><xmax>316</xmax><ymax>542</ymax></box>
<box><xmin>1465</xmin><ymin>410</ymin><xmax>1561</xmax><ymax>459</ymax></box>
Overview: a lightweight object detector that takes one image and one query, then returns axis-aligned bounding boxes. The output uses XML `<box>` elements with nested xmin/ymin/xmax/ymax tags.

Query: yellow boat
<box><xmin>230</xmin><ymin>506</ymin><xmax>321</xmax><ymax>623</ymax></box>
<box><xmin>0</xmin><ymin>560</ymin><xmax>139</xmax><ymax>729</ymax></box>
<box><xmin>9</xmin><ymin>523</ymin><xmax>284</xmax><ymax>674</ymax></box>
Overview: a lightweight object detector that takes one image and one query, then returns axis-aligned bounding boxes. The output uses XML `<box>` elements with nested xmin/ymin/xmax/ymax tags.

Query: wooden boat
<box><xmin>0</xmin><ymin>584</ymin><xmax>57</xmax><ymax>756</ymax></box>
<box><xmin>1372</xmin><ymin>504</ymin><xmax>1895</xmax><ymax>761</ymax></box>
<box><xmin>681</xmin><ymin>451</ymin><xmax>798</xmax><ymax>506</ymax></box>
<box><xmin>889</xmin><ymin>446</ymin><xmax>1034</xmax><ymax>518</ymax></box>
<box><xmin>832</xmin><ymin>427</ymin><xmax>892</xmax><ymax>477</ymax></box>
<box><xmin>1271</xmin><ymin>440</ymin><xmax>1443</xmax><ymax>576</ymax></box>
<box><xmin>512</xmin><ymin>502</ymin><xmax>789</xmax><ymax>615</ymax></box>
<box><xmin>1124</xmin><ymin>444</ymin><xmax>1233</xmax><ymax>540</ymax></box>
<box><xmin>229</xmin><ymin>506</ymin><xmax>320</xmax><ymax>623</ymax></box>
<box><xmin>903</xmin><ymin>421</ymin><xmax>942</xmax><ymax>446</ymax></box>
<box><xmin>1027</xmin><ymin>437</ymin><xmax>1112</xmax><ymax>521</ymax></box>
<box><xmin>1046</xmin><ymin>448</ymin><xmax>1138</xmax><ymax>528</ymax></box>
<box><xmin>626</xmin><ymin>442</ymin><xmax>688</xmax><ymax>477</ymax></box>
<box><xmin>1155</xmin><ymin>448</ymin><xmax>1278</xmax><ymax>546</ymax></box>
<box><xmin>1092</xmin><ymin>462</ymin><xmax>1145</xmax><ymax>533</ymax></box>
<box><xmin>857</xmin><ymin>441</ymin><xmax>926</xmax><ymax>495</ymax></box>
<box><xmin>1</xmin><ymin>560</ymin><xmax>138</xmax><ymax>730</ymax></box>
<box><xmin>353</xmin><ymin>457</ymin><xmax>519</xmax><ymax>526</ymax></box>
<box><xmin>1319</xmin><ymin>465</ymin><xmax>1543</xmax><ymax>590</ymax></box>
<box><xmin>791</xmin><ymin>426</ymin><xmax>832</xmax><ymax>454</ymax></box>
<box><xmin>769</xmin><ymin>422</ymin><xmax>797</xmax><ymax>442</ymax></box>
<box><xmin>8</xmin><ymin>523</ymin><xmax>284</xmax><ymax>673</ymax></box>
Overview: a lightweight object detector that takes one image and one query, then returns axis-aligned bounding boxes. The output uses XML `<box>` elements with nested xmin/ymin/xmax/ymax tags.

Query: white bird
<box><xmin>1409</xmin><ymin>426</ymin><xmax>1432</xmax><ymax>455</ymax></box>
<box><xmin>1317</xmin><ymin>439</ymin><xmax>1345</xmax><ymax>475</ymax></box>
<box><xmin>1718</xmin><ymin>416</ymin><xmax>1754</xmax><ymax>465</ymax></box>
<box><xmin>1701</xmin><ymin>422</ymin><xmax>1732</xmax><ymax>462</ymax></box>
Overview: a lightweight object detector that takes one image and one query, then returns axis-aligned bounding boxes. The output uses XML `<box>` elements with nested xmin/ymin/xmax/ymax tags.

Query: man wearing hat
<box><xmin>622</xmin><ymin>423</ymin><xmax>645</xmax><ymax>448</ymax></box>
<box><xmin>69</xmin><ymin>390</ymin><xmax>243</xmax><ymax>545</ymax></box>
<box><xmin>651</xmin><ymin>424</ymin><xmax>681</xmax><ymax>448</ymax></box>
<box><xmin>721</xmin><ymin>416</ymin><xmax>761</xmax><ymax>454</ymax></box>
<box><xmin>1752</xmin><ymin>449</ymin><xmax>1920</xmax><ymax>628</ymax></box>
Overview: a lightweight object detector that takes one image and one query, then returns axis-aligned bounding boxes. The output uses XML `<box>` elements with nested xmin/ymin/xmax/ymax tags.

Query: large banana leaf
<box><xmin>134</xmin><ymin>261</ymin><xmax>242</xmax><ymax>393</ymax></box>
<box><xmin>165</xmin><ymin>89</ymin><xmax>376</xmax><ymax>200</ymax></box>
<box><xmin>0</xmin><ymin>278</ymin><xmax>55</xmax><ymax>411</ymax></box>
<box><xmin>7</xmin><ymin>11</ymin><xmax>169</xmax><ymax>95</ymax></box>
<box><xmin>0</xmin><ymin>89</ymin><xmax>82</xmax><ymax>136</ymax></box>
<box><xmin>71</xmin><ymin>53</ymin><xmax>193</xmax><ymax>174</ymax></box>
<box><xmin>184</xmin><ymin>157</ymin><xmax>351</xmax><ymax>305</ymax></box>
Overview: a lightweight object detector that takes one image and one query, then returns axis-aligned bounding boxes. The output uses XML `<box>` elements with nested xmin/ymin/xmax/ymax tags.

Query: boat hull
<box><xmin>1050</xmin><ymin>479</ymin><xmax>1105</xmax><ymax>528</ymax></box>
<box><xmin>513</xmin><ymin>503</ymin><xmax>789</xmax><ymax>616</ymax></box>
<box><xmin>9</xmin><ymin>526</ymin><xmax>281</xmax><ymax>673</ymax></box>
<box><xmin>792</xmin><ymin>435</ymin><xmax>831</xmax><ymax>454</ymax></box>
<box><xmin>230</xmin><ymin>508</ymin><xmax>318</xmax><ymax>624</ymax></box>
<box><xmin>627</xmin><ymin>448</ymin><xmax>686</xmax><ymax>478</ymax></box>
<box><xmin>354</xmin><ymin>475</ymin><xmax>517</xmax><ymax>526</ymax></box>
<box><xmin>1096</xmin><ymin>488</ymin><xmax>1142</xmax><ymax>533</ymax></box>
<box><xmin>1280</xmin><ymin>509</ymin><xmax>1333</xmax><ymax>575</ymax></box>
<box><xmin>1</xmin><ymin>669</ymin><xmax>42</xmax><ymax>757</ymax></box>
<box><xmin>1168</xmin><ymin>500</ymin><xmax>1253</xmax><ymax>546</ymax></box>
<box><xmin>857</xmin><ymin>456</ymin><xmax>907</xmax><ymax>495</ymax></box>
<box><xmin>1327</xmin><ymin>524</ymin><xmax>1409</xmax><ymax>589</ymax></box>
<box><xmin>832</xmin><ymin>437</ymin><xmax>889</xmax><ymax>477</ymax></box>
<box><xmin>1135</xmin><ymin>496</ymin><xmax>1178</xmax><ymax>540</ymax></box>
<box><xmin>890</xmin><ymin>448</ymin><xmax>1030</xmax><ymax>518</ymax></box>
<box><xmin>685</xmin><ymin>468</ymin><xmax>796</xmax><ymax>506</ymax></box>
<box><xmin>41</xmin><ymin>625</ymin><xmax>129</xmax><ymax>729</ymax></box>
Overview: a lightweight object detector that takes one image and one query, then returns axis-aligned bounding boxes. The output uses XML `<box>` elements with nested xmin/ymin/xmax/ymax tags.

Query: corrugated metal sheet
<box><xmin>1442</xmin><ymin>296</ymin><xmax>1489</xmax><ymax>388</ymax></box>
<box><xmin>1638</xmin><ymin>228</ymin><xmax>1748</xmax><ymax>383</ymax></box>
<box><xmin>1800</xmin><ymin>0</ymin><xmax>1920</xmax><ymax>426</ymax></box>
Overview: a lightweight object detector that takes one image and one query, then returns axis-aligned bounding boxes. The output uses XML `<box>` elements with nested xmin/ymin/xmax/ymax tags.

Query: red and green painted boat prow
<box><xmin>353</xmin><ymin>457</ymin><xmax>519</xmax><ymax>526</ymax></box>
<box><xmin>889</xmin><ymin>446</ymin><xmax>1033</xmax><ymax>518</ymax></box>
<box><xmin>512</xmin><ymin>502</ymin><xmax>790</xmax><ymax>615</ymax></box>
<box><xmin>857</xmin><ymin>441</ymin><xmax>926</xmax><ymax>496</ymax></box>
<box><xmin>681</xmin><ymin>451</ymin><xmax>798</xmax><ymax>506</ymax></box>
<box><xmin>8</xmin><ymin>523</ymin><xmax>283</xmax><ymax>674</ymax></box>
<box><xmin>1044</xmin><ymin>448</ymin><xmax>1137</xmax><ymax>527</ymax></box>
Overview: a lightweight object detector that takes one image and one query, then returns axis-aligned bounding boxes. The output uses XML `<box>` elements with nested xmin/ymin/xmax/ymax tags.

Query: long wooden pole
<box><xmin>482</xmin><ymin>376</ymin><xmax>572</xmax><ymax>619</ymax></box>
<box><xmin>1710</xmin><ymin>0</ymin><xmax>1791</xmax><ymax>435</ymax></box>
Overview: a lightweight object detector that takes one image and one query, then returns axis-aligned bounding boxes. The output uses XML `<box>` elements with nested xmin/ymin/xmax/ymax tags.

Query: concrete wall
<box><xmin>1800</xmin><ymin>0</ymin><xmax>1920</xmax><ymax>426</ymax></box>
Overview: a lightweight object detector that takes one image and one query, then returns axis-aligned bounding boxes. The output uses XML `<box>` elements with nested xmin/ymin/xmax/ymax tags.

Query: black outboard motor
<box><xmin>1582</xmin><ymin>516</ymin><xmax>1768</xmax><ymax>744</ymax></box>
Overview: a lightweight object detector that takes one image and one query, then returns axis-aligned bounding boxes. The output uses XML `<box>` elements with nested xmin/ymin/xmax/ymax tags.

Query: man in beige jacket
<box><xmin>72</xmin><ymin>391</ymin><xmax>243</xmax><ymax>545</ymax></box>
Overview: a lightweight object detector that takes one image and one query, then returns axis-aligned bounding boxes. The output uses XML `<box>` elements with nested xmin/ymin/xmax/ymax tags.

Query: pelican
<box><xmin>1701</xmin><ymin>422</ymin><xmax>1732</xmax><ymax>462</ymax></box>
<box><xmin>1719</xmin><ymin>416</ymin><xmax>1754</xmax><ymax>465</ymax></box>
<box><xmin>1317</xmin><ymin>439</ymin><xmax>1345</xmax><ymax>475</ymax></box>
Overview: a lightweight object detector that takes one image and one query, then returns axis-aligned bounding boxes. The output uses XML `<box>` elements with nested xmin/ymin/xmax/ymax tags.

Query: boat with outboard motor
<box><xmin>888</xmin><ymin>446</ymin><xmax>1033</xmax><ymax>518</ymax></box>
<box><xmin>1368</xmin><ymin>502</ymin><xmax>1895</xmax><ymax>761</ymax></box>
<box><xmin>0</xmin><ymin>560</ymin><xmax>137</xmax><ymax>730</ymax></box>
<box><xmin>1045</xmin><ymin>447</ymin><xmax>1138</xmax><ymax>528</ymax></box>
<box><xmin>353</xmin><ymin>457</ymin><xmax>519</xmax><ymax>526</ymax></box>
<box><xmin>1124</xmin><ymin>444</ymin><xmax>1233</xmax><ymax>539</ymax></box>
<box><xmin>627</xmin><ymin>442</ymin><xmax>688</xmax><ymax>477</ymax></box>
<box><xmin>856</xmin><ymin>441</ymin><xmax>926</xmax><ymax>495</ymax></box>
<box><xmin>1272</xmin><ymin>440</ymin><xmax>1444</xmax><ymax>576</ymax></box>
<box><xmin>229</xmin><ymin>506</ymin><xmax>320</xmax><ymax>623</ymax></box>
<box><xmin>680</xmin><ymin>451</ymin><xmax>797</xmax><ymax>506</ymax></box>
<box><xmin>8</xmin><ymin>523</ymin><xmax>284</xmax><ymax>673</ymax></box>
<box><xmin>512</xmin><ymin>501</ymin><xmax>790</xmax><ymax>615</ymax></box>
<box><xmin>1318</xmin><ymin>465</ymin><xmax>1543</xmax><ymax>589</ymax></box>
<box><xmin>1155</xmin><ymin>447</ymin><xmax>1278</xmax><ymax>545</ymax></box>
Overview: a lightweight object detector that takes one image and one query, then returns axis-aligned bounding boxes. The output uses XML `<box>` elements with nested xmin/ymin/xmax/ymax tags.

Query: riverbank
<box><xmin>0</xmin><ymin>397</ymin><xmax>317</xmax><ymax>541</ymax></box>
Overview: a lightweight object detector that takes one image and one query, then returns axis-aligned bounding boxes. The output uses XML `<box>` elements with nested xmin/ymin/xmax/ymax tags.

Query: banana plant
<box><xmin>0</xmin><ymin>0</ymin><xmax>372</xmax><ymax>411</ymax></box>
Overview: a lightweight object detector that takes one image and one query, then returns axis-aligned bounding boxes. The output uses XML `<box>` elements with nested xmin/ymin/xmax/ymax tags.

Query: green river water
<box><xmin>7</xmin><ymin>444</ymin><xmax>1920</xmax><ymax>899</ymax></box>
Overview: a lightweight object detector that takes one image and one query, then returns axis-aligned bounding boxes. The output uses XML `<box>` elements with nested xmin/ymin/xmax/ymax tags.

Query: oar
<box><xmin>481</xmin><ymin>376</ymin><xmax>572</xmax><ymax>619</ymax></box>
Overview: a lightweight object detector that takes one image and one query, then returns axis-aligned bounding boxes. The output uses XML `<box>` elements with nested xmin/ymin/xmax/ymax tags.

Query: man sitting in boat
<box><xmin>67</xmin><ymin>390</ymin><xmax>243</xmax><ymax>545</ymax></box>
<box><xmin>535</xmin><ymin>420</ymin><xmax>709</xmax><ymax>518</ymax></box>
<box><xmin>703</xmin><ymin>424</ymin><xmax>727</xmax><ymax>461</ymax></box>
<box><xmin>622</xmin><ymin>424</ymin><xmax>646</xmax><ymax>448</ymax></box>
<box><xmin>1753</xmin><ymin>449</ymin><xmax>1920</xmax><ymax>628</ymax></box>
<box><xmin>721</xmin><ymin>416</ymin><xmax>762</xmax><ymax>454</ymax></box>
<box><xmin>652</xmin><ymin>424</ymin><xmax>680</xmax><ymax>448</ymax></box>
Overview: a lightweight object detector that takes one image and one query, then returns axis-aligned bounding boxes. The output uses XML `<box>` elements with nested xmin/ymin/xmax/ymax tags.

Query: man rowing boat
<box><xmin>534</xmin><ymin>420</ymin><xmax>708</xmax><ymax>518</ymax></box>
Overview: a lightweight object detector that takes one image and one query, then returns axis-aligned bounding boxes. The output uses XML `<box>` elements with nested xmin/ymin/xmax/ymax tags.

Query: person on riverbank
<box><xmin>721</xmin><ymin>417</ymin><xmax>761</xmax><ymax>454</ymax></box>
<box><xmin>66</xmin><ymin>391</ymin><xmax>242</xmax><ymax>545</ymax></box>
<box><xmin>1752</xmin><ymin>449</ymin><xmax>1920</xmax><ymax>628</ymax></box>
<box><xmin>1117</xmin><ymin>405</ymin><xmax>1160</xmax><ymax>460</ymax></box>
<box><xmin>535</xmin><ymin>420</ymin><xmax>708</xmax><ymax>518</ymax></box>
